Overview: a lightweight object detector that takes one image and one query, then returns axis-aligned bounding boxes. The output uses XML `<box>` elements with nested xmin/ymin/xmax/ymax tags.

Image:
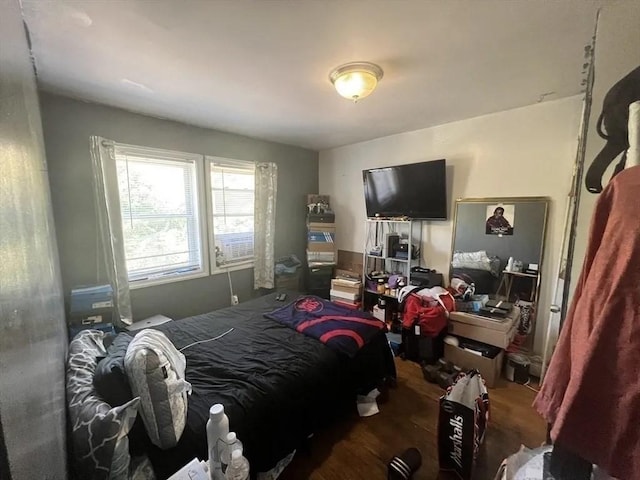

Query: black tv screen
<box><xmin>362</xmin><ymin>159</ymin><xmax>447</xmax><ymax>219</ymax></box>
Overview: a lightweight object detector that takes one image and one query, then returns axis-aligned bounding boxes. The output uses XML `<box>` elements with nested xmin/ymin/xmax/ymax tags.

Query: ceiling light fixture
<box><xmin>329</xmin><ymin>62</ymin><xmax>384</xmax><ymax>102</ymax></box>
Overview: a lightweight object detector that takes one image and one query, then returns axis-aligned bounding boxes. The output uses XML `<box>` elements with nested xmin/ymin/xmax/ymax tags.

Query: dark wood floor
<box><xmin>280</xmin><ymin>358</ymin><xmax>545</xmax><ymax>479</ymax></box>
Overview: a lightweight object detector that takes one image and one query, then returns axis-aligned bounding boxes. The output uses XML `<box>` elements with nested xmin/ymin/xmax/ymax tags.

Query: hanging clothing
<box><xmin>534</xmin><ymin>166</ymin><xmax>640</xmax><ymax>479</ymax></box>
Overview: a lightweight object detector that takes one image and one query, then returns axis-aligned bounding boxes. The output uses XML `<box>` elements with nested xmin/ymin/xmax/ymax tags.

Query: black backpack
<box><xmin>585</xmin><ymin>65</ymin><xmax>640</xmax><ymax>193</ymax></box>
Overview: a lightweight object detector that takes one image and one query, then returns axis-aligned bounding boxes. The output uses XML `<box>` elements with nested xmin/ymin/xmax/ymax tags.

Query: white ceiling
<box><xmin>22</xmin><ymin>0</ymin><xmax>610</xmax><ymax>151</ymax></box>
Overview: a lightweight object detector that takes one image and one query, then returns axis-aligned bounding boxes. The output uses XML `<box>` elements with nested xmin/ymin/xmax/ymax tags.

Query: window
<box><xmin>207</xmin><ymin>157</ymin><xmax>256</xmax><ymax>270</ymax></box>
<box><xmin>114</xmin><ymin>145</ymin><xmax>207</xmax><ymax>286</ymax></box>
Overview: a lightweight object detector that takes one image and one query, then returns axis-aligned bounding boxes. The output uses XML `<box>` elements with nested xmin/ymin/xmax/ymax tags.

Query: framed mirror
<box><xmin>450</xmin><ymin>197</ymin><xmax>549</xmax><ymax>347</ymax></box>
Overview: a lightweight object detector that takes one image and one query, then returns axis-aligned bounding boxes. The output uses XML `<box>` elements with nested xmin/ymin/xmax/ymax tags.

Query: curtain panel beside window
<box><xmin>90</xmin><ymin>137</ymin><xmax>278</xmax><ymax>317</ymax></box>
<box><xmin>254</xmin><ymin>162</ymin><xmax>278</xmax><ymax>289</ymax></box>
<box><xmin>89</xmin><ymin>136</ymin><xmax>132</xmax><ymax>326</ymax></box>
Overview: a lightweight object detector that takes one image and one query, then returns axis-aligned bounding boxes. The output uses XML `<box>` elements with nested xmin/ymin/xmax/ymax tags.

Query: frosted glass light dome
<box><xmin>329</xmin><ymin>62</ymin><xmax>384</xmax><ymax>102</ymax></box>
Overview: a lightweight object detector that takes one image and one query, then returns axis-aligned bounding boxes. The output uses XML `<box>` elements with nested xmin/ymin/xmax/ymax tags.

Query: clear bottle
<box><xmin>206</xmin><ymin>404</ymin><xmax>229</xmax><ymax>480</ymax></box>
<box><xmin>225</xmin><ymin>448</ymin><xmax>250</xmax><ymax>480</ymax></box>
<box><xmin>220</xmin><ymin>431</ymin><xmax>243</xmax><ymax>467</ymax></box>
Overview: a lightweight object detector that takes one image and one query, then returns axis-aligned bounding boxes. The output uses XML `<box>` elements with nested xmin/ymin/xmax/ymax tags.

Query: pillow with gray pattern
<box><xmin>124</xmin><ymin>329</ymin><xmax>191</xmax><ymax>450</ymax></box>
<box><xmin>67</xmin><ymin>330</ymin><xmax>139</xmax><ymax>480</ymax></box>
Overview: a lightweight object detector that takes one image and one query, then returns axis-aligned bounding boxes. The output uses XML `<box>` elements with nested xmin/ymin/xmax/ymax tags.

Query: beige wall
<box><xmin>570</xmin><ymin>3</ymin><xmax>640</xmax><ymax>298</ymax></box>
<box><xmin>319</xmin><ymin>96</ymin><xmax>583</xmax><ymax>354</ymax></box>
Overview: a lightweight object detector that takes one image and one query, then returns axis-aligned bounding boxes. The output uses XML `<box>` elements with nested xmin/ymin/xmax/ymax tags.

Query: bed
<box><xmin>451</xmin><ymin>251</ymin><xmax>502</xmax><ymax>294</ymax></box>
<box><xmin>142</xmin><ymin>292</ymin><xmax>396</xmax><ymax>478</ymax></box>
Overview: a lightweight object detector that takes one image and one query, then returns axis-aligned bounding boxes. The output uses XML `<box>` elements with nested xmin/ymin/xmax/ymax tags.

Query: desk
<box><xmin>497</xmin><ymin>271</ymin><xmax>538</xmax><ymax>301</ymax></box>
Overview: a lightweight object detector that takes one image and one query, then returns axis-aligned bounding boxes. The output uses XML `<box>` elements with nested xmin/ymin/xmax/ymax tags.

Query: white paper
<box><xmin>357</xmin><ymin>388</ymin><xmax>381</xmax><ymax>417</ymax></box>
<box><xmin>167</xmin><ymin>458</ymin><xmax>209</xmax><ymax>480</ymax></box>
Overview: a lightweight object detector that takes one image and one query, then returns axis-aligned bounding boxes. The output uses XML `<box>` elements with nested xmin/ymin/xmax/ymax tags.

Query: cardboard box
<box><xmin>336</xmin><ymin>251</ymin><xmax>363</xmax><ymax>276</ymax></box>
<box><xmin>329</xmin><ymin>289</ymin><xmax>360</xmax><ymax>302</ymax></box>
<box><xmin>334</xmin><ymin>267</ymin><xmax>361</xmax><ymax>280</ymax></box>
<box><xmin>308</xmin><ymin>225</ymin><xmax>336</xmax><ymax>234</ymax></box>
<box><xmin>308</xmin><ymin>222</ymin><xmax>336</xmax><ymax>230</ymax></box>
<box><xmin>448</xmin><ymin>307</ymin><xmax>520</xmax><ymax>349</ymax></box>
<box><xmin>444</xmin><ymin>343</ymin><xmax>504</xmax><ymax>388</ymax></box>
<box><xmin>307</xmin><ymin>250</ymin><xmax>336</xmax><ymax>262</ymax></box>
<box><xmin>307</xmin><ymin>242</ymin><xmax>336</xmax><ymax>253</ymax></box>
<box><xmin>330</xmin><ymin>279</ymin><xmax>362</xmax><ymax>294</ymax></box>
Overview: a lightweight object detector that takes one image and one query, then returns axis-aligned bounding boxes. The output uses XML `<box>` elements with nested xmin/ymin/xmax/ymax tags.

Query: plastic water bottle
<box><xmin>506</xmin><ymin>257</ymin><xmax>514</xmax><ymax>272</ymax></box>
<box><xmin>206</xmin><ymin>404</ymin><xmax>229</xmax><ymax>480</ymax></box>
<box><xmin>225</xmin><ymin>448</ymin><xmax>250</xmax><ymax>480</ymax></box>
<box><xmin>221</xmin><ymin>431</ymin><xmax>243</xmax><ymax>467</ymax></box>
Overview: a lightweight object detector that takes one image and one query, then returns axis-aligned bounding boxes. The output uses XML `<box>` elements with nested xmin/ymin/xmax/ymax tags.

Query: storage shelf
<box><xmin>364</xmin><ymin>289</ymin><xmax>399</xmax><ymax>300</ymax></box>
<box><xmin>363</xmin><ymin>217</ymin><xmax>422</xmax><ymax>313</ymax></box>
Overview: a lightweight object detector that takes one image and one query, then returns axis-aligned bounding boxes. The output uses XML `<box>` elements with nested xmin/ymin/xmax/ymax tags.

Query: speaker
<box><xmin>385</xmin><ymin>233</ymin><xmax>400</xmax><ymax>258</ymax></box>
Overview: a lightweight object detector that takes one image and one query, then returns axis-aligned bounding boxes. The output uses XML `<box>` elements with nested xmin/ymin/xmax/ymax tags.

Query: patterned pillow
<box><xmin>125</xmin><ymin>329</ymin><xmax>191</xmax><ymax>450</ymax></box>
<box><xmin>67</xmin><ymin>330</ymin><xmax>139</xmax><ymax>480</ymax></box>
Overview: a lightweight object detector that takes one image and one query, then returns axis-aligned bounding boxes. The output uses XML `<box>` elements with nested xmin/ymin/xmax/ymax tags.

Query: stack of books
<box><xmin>330</xmin><ymin>274</ymin><xmax>362</xmax><ymax>309</ymax></box>
<box><xmin>307</xmin><ymin>223</ymin><xmax>336</xmax><ymax>267</ymax></box>
<box><xmin>306</xmin><ymin>194</ymin><xmax>336</xmax><ymax>267</ymax></box>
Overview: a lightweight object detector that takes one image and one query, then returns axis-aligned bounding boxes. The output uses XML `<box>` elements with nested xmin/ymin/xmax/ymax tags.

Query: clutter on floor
<box><xmin>388</xmin><ymin>447</ymin><xmax>422</xmax><ymax>480</ymax></box>
<box><xmin>438</xmin><ymin>370</ymin><xmax>489</xmax><ymax>480</ymax></box>
<box><xmin>356</xmin><ymin>388</ymin><xmax>381</xmax><ymax>417</ymax></box>
<box><xmin>494</xmin><ymin>445</ymin><xmax>619</xmax><ymax>480</ymax></box>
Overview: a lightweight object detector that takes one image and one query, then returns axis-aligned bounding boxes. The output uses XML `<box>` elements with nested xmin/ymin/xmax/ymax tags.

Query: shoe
<box><xmin>388</xmin><ymin>448</ymin><xmax>422</xmax><ymax>480</ymax></box>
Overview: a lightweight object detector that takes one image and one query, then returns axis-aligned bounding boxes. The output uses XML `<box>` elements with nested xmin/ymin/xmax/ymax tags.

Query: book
<box><xmin>331</xmin><ymin>283</ymin><xmax>362</xmax><ymax>295</ymax></box>
<box><xmin>330</xmin><ymin>289</ymin><xmax>361</xmax><ymax>301</ymax></box>
<box><xmin>331</xmin><ymin>277</ymin><xmax>361</xmax><ymax>287</ymax></box>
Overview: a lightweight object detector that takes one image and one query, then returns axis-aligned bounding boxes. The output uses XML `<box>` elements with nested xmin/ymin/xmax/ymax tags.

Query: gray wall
<box><xmin>0</xmin><ymin>1</ymin><xmax>68</xmax><ymax>478</ymax></box>
<box><xmin>40</xmin><ymin>92</ymin><xmax>319</xmax><ymax>320</ymax></box>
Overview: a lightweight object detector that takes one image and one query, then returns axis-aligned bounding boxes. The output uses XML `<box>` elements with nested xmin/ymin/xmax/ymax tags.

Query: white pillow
<box><xmin>451</xmin><ymin>250</ymin><xmax>493</xmax><ymax>272</ymax></box>
<box><xmin>125</xmin><ymin>329</ymin><xmax>191</xmax><ymax>449</ymax></box>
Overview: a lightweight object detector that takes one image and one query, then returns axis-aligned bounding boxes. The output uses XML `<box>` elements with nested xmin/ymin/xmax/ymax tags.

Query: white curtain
<box><xmin>254</xmin><ymin>162</ymin><xmax>278</xmax><ymax>289</ymax></box>
<box><xmin>90</xmin><ymin>136</ymin><xmax>132</xmax><ymax>326</ymax></box>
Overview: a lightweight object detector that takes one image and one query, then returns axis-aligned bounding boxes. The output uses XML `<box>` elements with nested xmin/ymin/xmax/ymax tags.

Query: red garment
<box><xmin>402</xmin><ymin>288</ymin><xmax>454</xmax><ymax>337</ymax></box>
<box><xmin>534</xmin><ymin>166</ymin><xmax>640</xmax><ymax>478</ymax></box>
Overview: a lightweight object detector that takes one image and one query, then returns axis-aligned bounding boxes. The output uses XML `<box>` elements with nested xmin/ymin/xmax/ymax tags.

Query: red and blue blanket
<box><xmin>265</xmin><ymin>295</ymin><xmax>385</xmax><ymax>357</ymax></box>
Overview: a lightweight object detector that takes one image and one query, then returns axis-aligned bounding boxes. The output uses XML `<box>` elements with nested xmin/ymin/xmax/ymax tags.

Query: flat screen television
<box><xmin>362</xmin><ymin>159</ymin><xmax>447</xmax><ymax>219</ymax></box>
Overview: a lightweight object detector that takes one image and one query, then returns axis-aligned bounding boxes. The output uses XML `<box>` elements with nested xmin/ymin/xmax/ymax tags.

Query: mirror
<box><xmin>450</xmin><ymin>197</ymin><xmax>549</xmax><ymax>346</ymax></box>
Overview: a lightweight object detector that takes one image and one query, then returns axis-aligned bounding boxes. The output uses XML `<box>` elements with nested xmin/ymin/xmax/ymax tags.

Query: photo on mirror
<box><xmin>485</xmin><ymin>204</ymin><xmax>514</xmax><ymax>235</ymax></box>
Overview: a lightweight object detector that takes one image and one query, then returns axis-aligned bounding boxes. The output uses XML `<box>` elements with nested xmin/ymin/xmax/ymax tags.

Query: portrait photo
<box><xmin>485</xmin><ymin>204</ymin><xmax>515</xmax><ymax>235</ymax></box>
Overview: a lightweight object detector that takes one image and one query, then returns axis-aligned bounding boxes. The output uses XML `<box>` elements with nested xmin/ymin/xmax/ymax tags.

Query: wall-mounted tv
<box><xmin>362</xmin><ymin>159</ymin><xmax>447</xmax><ymax>220</ymax></box>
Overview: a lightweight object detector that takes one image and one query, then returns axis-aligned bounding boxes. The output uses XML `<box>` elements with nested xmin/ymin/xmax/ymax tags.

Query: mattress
<box><xmin>145</xmin><ymin>293</ymin><xmax>396</xmax><ymax>478</ymax></box>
